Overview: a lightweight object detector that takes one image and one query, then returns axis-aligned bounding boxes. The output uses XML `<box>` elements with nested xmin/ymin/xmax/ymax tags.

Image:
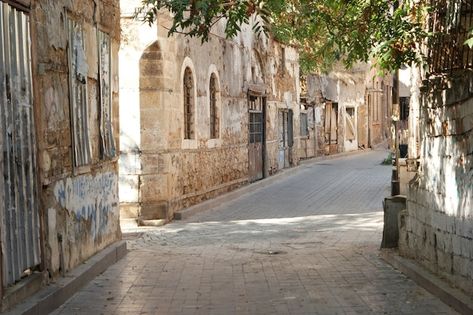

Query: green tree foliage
<box><xmin>136</xmin><ymin>0</ymin><xmax>430</xmax><ymax>73</ymax></box>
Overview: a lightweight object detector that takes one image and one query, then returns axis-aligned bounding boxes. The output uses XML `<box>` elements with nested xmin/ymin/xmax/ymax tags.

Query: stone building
<box><xmin>300</xmin><ymin>64</ymin><xmax>393</xmax><ymax>159</ymax></box>
<box><xmin>399</xmin><ymin>1</ymin><xmax>473</xmax><ymax>296</ymax></box>
<box><xmin>119</xmin><ymin>1</ymin><xmax>301</xmax><ymax>223</ymax></box>
<box><xmin>0</xmin><ymin>0</ymin><xmax>120</xmax><ymax>309</ymax></box>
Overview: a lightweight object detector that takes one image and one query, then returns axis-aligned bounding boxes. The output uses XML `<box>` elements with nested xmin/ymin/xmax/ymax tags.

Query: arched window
<box><xmin>183</xmin><ymin>67</ymin><xmax>194</xmax><ymax>139</ymax></box>
<box><xmin>209</xmin><ymin>73</ymin><xmax>219</xmax><ymax>139</ymax></box>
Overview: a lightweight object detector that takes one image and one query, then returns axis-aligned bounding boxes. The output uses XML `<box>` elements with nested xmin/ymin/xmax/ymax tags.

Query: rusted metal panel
<box><xmin>98</xmin><ymin>30</ymin><xmax>116</xmax><ymax>158</ymax></box>
<box><xmin>0</xmin><ymin>2</ymin><xmax>41</xmax><ymax>287</ymax></box>
<box><xmin>67</xmin><ymin>17</ymin><xmax>92</xmax><ymax>167</ymax></box>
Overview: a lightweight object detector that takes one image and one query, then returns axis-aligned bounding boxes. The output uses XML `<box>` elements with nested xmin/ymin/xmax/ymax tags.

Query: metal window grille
<box><xmin>427</xmin><ymin>0</ymin><xmax>473</xmax><ymax>74</ymax></box>
<box><xmin>249</xmin><ymin>95</ymin><xmax>263</xmax><ymax>143</ymax></box>
<box><xmin>209</xmin><ymin>74</ymin><xmax>218</xmax><ymax>139</ymax></box>
<box><xmin>98</xmin><ymin>30</ymin><xmax>116</xmax><ymax>158</ymax></box>
<box><xmin>183</xmin><ymin>67</ymin><xmax>194</xmax><ymax>139</ymax></box>
<box><xmin>67</xmin><ymin>17</ymin><xmax>92</xmax><ymax>167</ymax></box>
<box><xmin>0</xmin><ymin>2</ymin><xmax>41</xmax><ymax>287</ymax></box>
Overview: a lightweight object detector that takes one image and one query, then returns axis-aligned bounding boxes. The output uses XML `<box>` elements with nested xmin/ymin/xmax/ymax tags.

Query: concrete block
<box><xmin>140</xmin><ymin>174</ymin><xmax>168</xmax><ymax>202</ymax></box>
<box><xmin>453</xmin><ymin>255</ymin><xmax>470</xmax><ymax>278</ymax></box>
<box><xmin>452</xmin><ymin>235</ymin><xmax>463</xmax><ymax>256</ymax></box>
<box><xmin>140</xmin><ymin>202</ymin><xmax>169</xmax><ymax>220</ymax></box>
<box><xmin>436</xmin><ymin>248</ymin><xmax>453</xmax><ymax>274</ymax></box>
<box><xmin>381</xmin><ymin>196</ymin><xmax>407</xmax><ymax>248</ymax></box>
<box><xmin>432</xmin><ymin>211</ymin><xmax>447</xmax><ymax>232</ymax></box>
<box><xmin>460</xmin><ymin>237</ymin><xmax>473</xmax><ymax>260</ymax></box>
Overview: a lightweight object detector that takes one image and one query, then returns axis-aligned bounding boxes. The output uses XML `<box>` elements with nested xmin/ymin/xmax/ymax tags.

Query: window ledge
<box><xmin>207</xmin><ymin>139</ymin><xmax>222</xmax><ymax>148</ymax></box>
<box><xmin>182</xmin><ymin>139</ymin><xmax>198</xmax><ymax>150</ymax></box>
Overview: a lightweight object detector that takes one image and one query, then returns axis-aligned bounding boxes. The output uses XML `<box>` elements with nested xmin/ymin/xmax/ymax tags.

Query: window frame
<box><xmin>209</xmin><ymin>72</ymin><xmax>219</xmax><ymax>139</ymax></box>
<box><xmin>183</xmin><ymin>67</ymin><xmax>195</xmax><ymax>140</ymax></box>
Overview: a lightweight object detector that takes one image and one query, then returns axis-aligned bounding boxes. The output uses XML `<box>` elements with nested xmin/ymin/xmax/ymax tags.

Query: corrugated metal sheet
<box><xmin>98</xmin><ymin>30</ymin><xmax>116</xmax><ymax>158</ymax></box>
<box><xmin>67</xmin><ymin>17</ymin><xmax>92</xmax><ymax>167</ymax></box>
<box><xmin>0</xmin><ymin>2</ymin><xmax>41</xmax><ymax>287</ymax></box>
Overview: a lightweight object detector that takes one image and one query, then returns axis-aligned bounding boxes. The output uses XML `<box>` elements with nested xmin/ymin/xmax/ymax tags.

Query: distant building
<box><xmin>301</xmin><ymin>64</ymin><xmax>393</xmax><ymax>159</ymax></box>
<box><xmin>0</xmin><ymin>0</ymin><xmax>121</xmax><ymax>310</ymax></box>
<box><xmin>119</xmin><ymin>0</ymin><xmax>301</xmax><ymax>223</ymax></box>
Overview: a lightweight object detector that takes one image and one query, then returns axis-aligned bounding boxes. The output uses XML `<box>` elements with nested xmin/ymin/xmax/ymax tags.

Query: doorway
<box><xmin>278</xmin><ymin>109</ymin><xmax>293</xmax><ymax>169</ymax></box>
<box><xmin>325</xmin><ymin>102</ymin><xmax>338</xmax><ymax>154</ymax></box>
<box><xmin>248</xmin><ymin>95</ymin><xmax>266</xmax><ymax>182</ymax></box>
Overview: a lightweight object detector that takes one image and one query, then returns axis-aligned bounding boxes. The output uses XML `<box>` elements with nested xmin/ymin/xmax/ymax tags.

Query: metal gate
<box><xmin>0</xmin><ymin>2</ymin><xmax>41</xmax><ymax>287</ymax></box>
<box><xmin>248</xmin><ymin>95</ymin><xmax>265</xmax><ymax>182</ymax></box>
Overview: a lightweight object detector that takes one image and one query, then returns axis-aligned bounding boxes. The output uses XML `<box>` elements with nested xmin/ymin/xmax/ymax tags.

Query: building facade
<box><xmin>0</xmin><ymin>0</ymin><xmax>120</xmax><ymax>309</ymax></box>
<box><xmin>399</xmin><ymin>0</ymin><xmax>473</xmax><ymax>296</ymax></box>
<box><xmin>300</xmin><ymin>65</ymin><xmax>393</xmax><ymax>160</ymax></box>
<box><xmin>119</xmin><ymin>1</ymin><xmax>301</xmax><ymax>223</ymax></box>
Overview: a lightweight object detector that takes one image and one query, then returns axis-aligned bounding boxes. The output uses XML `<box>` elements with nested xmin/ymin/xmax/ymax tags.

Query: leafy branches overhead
<box><xmin>136</xmin><ymin>0</ymin><xmax>430</xmax><ymax>73</ymax></box>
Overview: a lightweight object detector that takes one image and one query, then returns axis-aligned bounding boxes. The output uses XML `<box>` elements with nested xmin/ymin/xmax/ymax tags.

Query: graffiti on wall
<box><xmin>54</xmin><ymin>172</ymin><xmax>118</xmax><ymax>239</ymax></box>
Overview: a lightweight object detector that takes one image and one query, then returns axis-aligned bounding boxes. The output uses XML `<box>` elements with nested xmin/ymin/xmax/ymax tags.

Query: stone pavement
<box><xmin>52</xmin><ymin>150</ymin><xmax>457</xmax><ymax>315</ymax></box>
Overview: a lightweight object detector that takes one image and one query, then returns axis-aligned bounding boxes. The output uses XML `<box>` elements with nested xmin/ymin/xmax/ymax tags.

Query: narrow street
<box><xmin>52</xmin><ymin>150</ymin><xmax>456</xmax><ymax>315</ymax></box>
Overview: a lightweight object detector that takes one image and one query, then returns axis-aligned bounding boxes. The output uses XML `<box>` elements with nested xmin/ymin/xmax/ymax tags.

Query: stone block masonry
<box><xmin>399</xmin><ymin>69</ymin><xmax>473</xmax><ymax>296</ymax></box>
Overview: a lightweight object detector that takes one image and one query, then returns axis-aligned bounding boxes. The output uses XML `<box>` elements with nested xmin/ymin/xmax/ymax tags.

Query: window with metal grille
<box><xmin>183</xmin><ymin>67</ymin><xmax>194</xmax><ymax>139</ymax></box>
<box><xmin>249</xmin><ymin>95</ymin><xmax>263</xmax><ymax>143</ymax></box>
<box><xmin>209</xmin><ymin>73</ymin><xmax>219</xmax><ymax>139</ymax></box>
<box><xmin>427</xmin><ymin>0</ymin><xmax>473</xmax><ymax>74</ymax></box>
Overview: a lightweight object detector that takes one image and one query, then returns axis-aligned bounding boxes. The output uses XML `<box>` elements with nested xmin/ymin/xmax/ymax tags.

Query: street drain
<box><xmin>256</xmin><ymin>250</ymin><xmax>286</xmax><ymax>255</ymax></box>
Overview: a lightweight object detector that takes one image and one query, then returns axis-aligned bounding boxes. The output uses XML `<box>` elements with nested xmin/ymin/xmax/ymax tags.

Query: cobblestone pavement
<box><xmin>52</xmin><ymin>150</ymin><xmax>457</xmax><ymax>315</ymax></box>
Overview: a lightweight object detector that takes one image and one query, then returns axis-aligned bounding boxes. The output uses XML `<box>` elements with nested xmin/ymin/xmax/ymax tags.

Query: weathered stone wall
<box><xmin>399</xmin><ymin>70</ymin><xmax>473</xmax><ymax>295</ymax></box>
<box><xmin>32</xmin><ymin>0</ymin><xmax>121</xmax><ymax>276</ymax></box>
<box><xmin>119</xmin><ymin>2</ymin><xmax>300</xmax><ymax>220</ymax></box>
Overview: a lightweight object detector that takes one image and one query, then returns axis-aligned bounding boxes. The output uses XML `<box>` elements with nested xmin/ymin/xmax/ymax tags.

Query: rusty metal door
<box><xmin>0</xmin><ymin>3</ymin><xmax>41</xmax><ymax>287</ymax></box>
<box><xmin>248</xmin><ymin>95</ymin><xmax>265</xmax><ymax>182</ymax></box>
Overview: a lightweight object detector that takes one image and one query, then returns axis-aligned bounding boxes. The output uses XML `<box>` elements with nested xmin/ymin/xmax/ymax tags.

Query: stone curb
<box><xmin>174</xmin><ymin>148</ymin><xmax>375</xmax><ymax>221</ymax></box>
<box><xmin>380</xmin><ymin>250</ymin><xmax>473</xmax><ymax>315</ymax></box>
<box><xmin>4</xmin><ymin>241</ymin><xmax>127</xmax><ymax>315</ymax></box>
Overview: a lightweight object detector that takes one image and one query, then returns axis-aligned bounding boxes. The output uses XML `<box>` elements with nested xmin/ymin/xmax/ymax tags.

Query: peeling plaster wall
<box><xmin>32</xmin><ymin>0</ymin><xmax>121</xmax><ymax>276</ymax></box>
<box><xmin>119</xmin><ymin>2</ymin><xmax>300</xmax><ymax>220</ymax></box>
<box><xmin>399</xmin><ymin>70</ymin><xmax>473</xmax><ymax>295</ymax></box>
